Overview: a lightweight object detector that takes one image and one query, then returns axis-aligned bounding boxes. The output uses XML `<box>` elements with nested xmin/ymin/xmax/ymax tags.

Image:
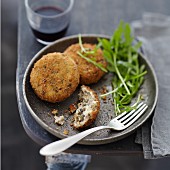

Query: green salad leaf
<box><xmin>99</xmin><ymin>21</ymin><xmax>147</xmax><ymax>115</ymax></box>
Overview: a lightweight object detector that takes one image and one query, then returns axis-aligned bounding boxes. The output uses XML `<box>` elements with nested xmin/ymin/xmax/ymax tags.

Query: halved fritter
<box><xmin>73</xmin><ymin>85</ymin><xmax>100</xmax><ymax>129</ymax></box>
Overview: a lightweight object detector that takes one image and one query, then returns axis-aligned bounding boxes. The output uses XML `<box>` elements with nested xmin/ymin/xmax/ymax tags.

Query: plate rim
<box><xmin>22</xmin><ymin>34</ymin><xmax>159</xmax><ymax>145</ymax></box>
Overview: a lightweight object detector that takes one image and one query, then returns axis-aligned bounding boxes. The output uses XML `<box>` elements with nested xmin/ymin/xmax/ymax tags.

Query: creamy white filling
<box><xmin>74</xmin><ymin>87</ymin><xmax>98</xmax><ymax>127</ymax></box>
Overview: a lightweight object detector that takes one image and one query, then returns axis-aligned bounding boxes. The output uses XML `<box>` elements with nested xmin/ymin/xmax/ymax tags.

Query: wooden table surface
<box><xmin>16</xmin><ymin>0</ymin><xmax>170</xmax><ymax>155</ymax></box>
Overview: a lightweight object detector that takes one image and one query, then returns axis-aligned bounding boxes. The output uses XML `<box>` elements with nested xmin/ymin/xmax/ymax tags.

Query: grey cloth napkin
<box><xmin>132</xmin><ymin>12</ymin><xmax>170</xmax><ymax>159</ymax></box>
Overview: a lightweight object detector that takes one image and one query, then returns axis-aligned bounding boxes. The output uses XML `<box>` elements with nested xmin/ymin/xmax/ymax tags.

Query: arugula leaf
<box><xmin>124</xmin><ymin>23</ymin><xmax>133</xmax><ymax>45</ymax></box>
<box><xmin>99</xmin><ymin>21</ymin><xmax>147</xmax><ymax>115</ymax></box>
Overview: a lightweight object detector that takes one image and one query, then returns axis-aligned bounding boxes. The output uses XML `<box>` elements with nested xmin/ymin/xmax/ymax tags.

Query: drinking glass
<box><xmin>25</xmin><ymin>0</ymin><xmax>74</xmax><ymax>45</ymax></box>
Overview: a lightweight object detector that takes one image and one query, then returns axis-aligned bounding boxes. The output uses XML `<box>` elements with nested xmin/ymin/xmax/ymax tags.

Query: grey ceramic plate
<box><xmin>23</xmin><ymin>34</ymin><xmax>158</xmax><ymax>145</ymax></box>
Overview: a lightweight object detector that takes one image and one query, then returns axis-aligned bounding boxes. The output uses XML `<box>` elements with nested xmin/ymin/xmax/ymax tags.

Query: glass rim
<box><xmin>25</xmin><ymin>0</ymin><xmax>74</xmax><ymax>18</ymax></box>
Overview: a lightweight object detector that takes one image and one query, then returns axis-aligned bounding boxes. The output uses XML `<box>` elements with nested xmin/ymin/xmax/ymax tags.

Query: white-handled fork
<box><xmin>40</xmin><ymin>102</ymin><xmax>148</xmax><ymax>156</ymax></box>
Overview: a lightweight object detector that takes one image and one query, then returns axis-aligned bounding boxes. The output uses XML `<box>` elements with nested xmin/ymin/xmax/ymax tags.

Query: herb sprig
<box><xmin>99</xmin><ymin>21</ymin><xmax>147</xmax><ymax>115</ymax></box>
<box><xmin>77</xmin><ymin>34</ymin><xmax>108</xmax><ymax>73</ymax></box>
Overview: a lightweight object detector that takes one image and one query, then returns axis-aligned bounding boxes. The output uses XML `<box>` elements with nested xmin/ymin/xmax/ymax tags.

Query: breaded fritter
<box><xmin>73</xmin><ymin>85</ymin><xmax>100</xmax><ymax>129</ymax></box>
<box><xmin>64</xmin><ymin>43</ymin><xmax>107</xmax><ymax>85</ymax></box>
<box><xmin>30</xmin><ymin>52</ymin><xmax>79</xmax><ymax>103</ymax></box>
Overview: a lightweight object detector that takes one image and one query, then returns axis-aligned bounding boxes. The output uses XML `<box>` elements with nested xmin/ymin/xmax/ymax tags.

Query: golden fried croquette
<box><xmin>64</xmin><ymin>43</ymin><xmax>107</xmax><ymax>85</ymax></box>
<box><xmin>30</xmin><ymin>52</ymin><xmax>79</xmax><ymax>103</ymax></box>
<box><xmin>73</xmin><ymin>85</ymin><xmax>100</xmax><ymax>129</ymax></box>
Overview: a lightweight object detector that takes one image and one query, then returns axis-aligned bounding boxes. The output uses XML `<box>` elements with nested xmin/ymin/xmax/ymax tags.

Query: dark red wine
<box><xmin>31</xmin><ymin>26</ymin><xmax>68</xmax><ymax>42</ymax></box>
<box><xmin>31</xmin><ymin>6</ymin><xmax>69</xmax><ymax>43</ymax></box>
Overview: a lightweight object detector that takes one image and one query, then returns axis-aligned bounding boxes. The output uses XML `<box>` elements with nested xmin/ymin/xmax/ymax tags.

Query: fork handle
<box><xmin>40</xmin><ymin>125</ymin><xmax>108</xmax><ymax>156</ymax></box>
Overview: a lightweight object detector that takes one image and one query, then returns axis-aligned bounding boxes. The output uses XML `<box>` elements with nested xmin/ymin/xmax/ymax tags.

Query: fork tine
<box><xmin>117</xmin><ymin>102</ymin><xmax>144</xmax><ymax>121</ymax></box>
<box><xmin>124</xmin><ymin>105</ymin><xmax>148</xmax><ymax>128</ymax></box>
<box><xmin>120</xmin><ymin>103</ymin><xmax>146</xmax><ymax>123</ymax></box>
